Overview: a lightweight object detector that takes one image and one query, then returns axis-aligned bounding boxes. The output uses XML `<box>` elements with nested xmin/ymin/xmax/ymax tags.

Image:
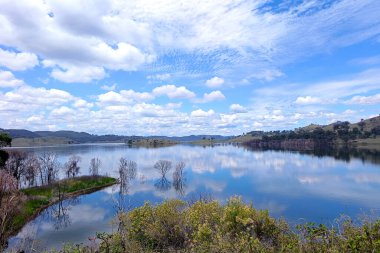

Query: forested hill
<box><xmin>243</xmin><ymin>115</ymin><xmax>380</xmax><ymax>149</ymax></box>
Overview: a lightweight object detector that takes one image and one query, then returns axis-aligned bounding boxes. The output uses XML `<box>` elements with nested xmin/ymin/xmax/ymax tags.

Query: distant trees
<box><xmin>89</xmin><ymin>157</ymin><xmax>101</xmax><ymax>176</ymax></box>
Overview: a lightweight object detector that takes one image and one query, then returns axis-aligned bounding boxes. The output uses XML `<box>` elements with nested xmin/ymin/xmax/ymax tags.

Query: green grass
<box><xmin>21</xmin><ymin>175</ymin><xmax>116</xmax><ymax>196</ymax></box>
<box><xmin>7</xmin><ymin>176</ymin><xmax>117</xmax><ymax>241</ymax></box>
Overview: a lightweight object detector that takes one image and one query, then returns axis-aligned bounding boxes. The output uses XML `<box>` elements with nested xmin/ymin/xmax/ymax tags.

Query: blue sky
<box><xmin>0</xmin><ymin>0</ymin><xmax>379</xmax><ymax>136</ymax></box>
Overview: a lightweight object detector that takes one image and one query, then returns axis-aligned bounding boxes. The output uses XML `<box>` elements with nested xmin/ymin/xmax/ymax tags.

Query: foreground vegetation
<box><xmin>54</xmin><ymin>196</ymin><xmax>380</xmax><ymax>253</ymax></box>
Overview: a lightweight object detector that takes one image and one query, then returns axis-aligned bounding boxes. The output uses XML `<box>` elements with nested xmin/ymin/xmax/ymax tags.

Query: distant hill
<box><xmin>297</xmin><ymin>115</ymin><xmax>380</xmax><ymax>133</ymax></box>
<box><xmin>0</xmin><ymin>128</ymin><xmax>233</xmax><ymax>147</ymax></box>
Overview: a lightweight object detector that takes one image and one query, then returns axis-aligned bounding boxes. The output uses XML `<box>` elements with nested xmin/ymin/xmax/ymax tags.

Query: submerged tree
<box><xmin>89</xmin><ymin>157</ymin><xmax>101</xmax><ymax>176</ymax></box>
<box><xmin>154</xmin><ymin>160</ymin><xmax>172</xmax><ymax>176</ymax></box>
<box><xmin>23</xmin><ymin>155</ymin><xmax>40</xmax><ymax>187</ymax></box>
<box><xmin>118</xmin><ymin>158</ymin><xmax>137</xmax><ymax>195</ymax></box>
<box><xmin>5</xmin><ymin>150</ymin><xmax>29</xmax><ymax>185</ymax></box>
<box><xmin>39</xmin><ymin>153</ymin><xmax>60</xmax><ymax>185</ymax></box>
<box><xmin>173</xmin><ymin>162</ymin><xmax>186</xmax><ymax>196</ymax></box>
<box><xmin>64</xmin><ymin>155</ymin><xmax>81</xmax><ymax>178</ymax></box>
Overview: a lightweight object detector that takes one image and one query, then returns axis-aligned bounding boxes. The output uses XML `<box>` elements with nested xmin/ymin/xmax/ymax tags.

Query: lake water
<box><xmin>6</xmin><ymin>143</ymin><xmax>380</xmax><ymax>251</ymax></box>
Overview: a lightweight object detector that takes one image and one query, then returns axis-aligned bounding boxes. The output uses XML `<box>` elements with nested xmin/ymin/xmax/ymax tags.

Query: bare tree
<box><xmin>39</xmin><ymin>153</ymin><xmax>60</xmax><ymax>185</ymax></box>
<box><xmin>0</xmin><ymin>170</ymin><xmax>18</xmax><ymax>208</ymax></box>
<box><xmin>64</xmin><ymin>155</ymin><xmax>81</xmax><ymax>178</ymax></box>
<box><xmin>23</xmin><ymin>155</ymin><xmax>40</xmax><ymax>187</ymax></box>
<box><xmin>0</xmin><ymin>170</ymin><xmax>22</xmax><ymax>248</ymax></box>
<box><xmin>118</xmin><ymin>158</ymin><xmax>137</xmax><ymax>195</ymax></box>
<box><xmin>5</xmin><ymin>150</ymin><xmax>28</xmax><ymax>186</ymax></box>
<box><xmin>89</xmin><ymin>157</ymin><xmax>101</xmax><ymax>176</ymax></box>
<box><xmin>154</xmin><ymin>160</ymin><xmax>172</xmax><ymax>176</ymax></box>
<box><xmin>173</xmin><ymin>162</ymin><xmax>186</xmax><ymax>196</ymax></box>
<box><xmin>119</xmin><ymin>158</ymin><xmax>137</xmax><ymax>180</ymax></box>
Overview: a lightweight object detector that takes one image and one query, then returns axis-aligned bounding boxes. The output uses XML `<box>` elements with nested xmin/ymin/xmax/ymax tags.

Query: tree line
<box><xmin>258</xmin><ymin>121</ymin><xmax>380</xmax><ymax>142</ymax></box>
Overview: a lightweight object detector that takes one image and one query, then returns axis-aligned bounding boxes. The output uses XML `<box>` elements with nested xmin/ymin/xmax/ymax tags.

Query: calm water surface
<box><xmin>7</xmin><ymin>143</ymin><xmax>380</xmax><ymax>251</ymax></box>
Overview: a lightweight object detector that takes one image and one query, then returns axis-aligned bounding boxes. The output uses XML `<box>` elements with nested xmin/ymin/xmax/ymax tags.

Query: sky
<box><xmin>0</xmin><ymin>0</ymin><xmax>379</xmax><ymax>136</ymax></box>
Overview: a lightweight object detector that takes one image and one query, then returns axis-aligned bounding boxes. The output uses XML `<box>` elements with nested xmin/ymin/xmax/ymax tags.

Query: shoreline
<box><xmin>2</xmin><ymin>176</ymin><xmax>118</xmax><ymax>249</ymax></box>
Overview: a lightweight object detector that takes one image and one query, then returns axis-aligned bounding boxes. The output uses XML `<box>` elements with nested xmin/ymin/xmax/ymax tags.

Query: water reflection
<box><xmin>6</xmin><ymin>144</ymin><xmax>380</xmax><ymax>251</ymax></box>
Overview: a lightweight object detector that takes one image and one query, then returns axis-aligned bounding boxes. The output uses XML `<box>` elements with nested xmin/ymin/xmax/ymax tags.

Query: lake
<box><xmin>6</xmin><ymin>143</ymin><xmax>380</xmax><ymax>251</ymax></box>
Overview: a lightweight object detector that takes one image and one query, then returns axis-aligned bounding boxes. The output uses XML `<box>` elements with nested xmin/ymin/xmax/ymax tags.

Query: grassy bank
<box><xmin>59</xmin><ymin>196</ymin><xmax>380</xmax><ymax>253</ymax></box>
<box><xmin>3</xmin><ymin>176</ymin><xmax>117</xmax><ymax>247</ymax></box>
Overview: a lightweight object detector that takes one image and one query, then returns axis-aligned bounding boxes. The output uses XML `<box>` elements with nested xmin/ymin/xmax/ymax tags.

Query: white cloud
<box><xmin>50</xmin><ymin>106</ymin><xmax>74</xmax><ymax>117</ymax></box>
<box><xmin>51</xmin><ymin>65</ymin><xmax>105</xmax><ymax>83</ymax></box>
<box><xmin>230</xmin><ymin>104</ymin><xmax>247</xmax><ymax>113</ymax></box>
<box><xmin>0</xmin><ymin>48</ymin><xmax>38</xmax><ymax>71</ymax></box>
<box><xmin>199</xmin><ymin>90</ymin><xmax>225</xmax><ymax>103</ymax></box>
<box><xmin>205</xmin><ymin>76</ymin><xmax>224</xmax><ymax>88</ymax></box>
<box><xmin>0</xmin><ymin>0</ymin><xmax>377</xmax><ymax>84</ymax></box>
<box><xmin>0</xmin><ymin>70</ymin><xmax>24</xmax><ymax>88</ymax></box>
<box><xmin>295</xmin><ymin>96</ymin><xmax>322</xmax><ymax>105</ymax></box>
<box><xmin>153</xmin><ymin>85</ymin><xmax>195</xmax><ymax>99</ymax></box>
<box><xmin>346</xmin><ymin>93</ymin><xmax>380</xmax><ymax>105</ymax></box>
<box><xmin>191</xmin><ymin>109</ymin><xmax>215</xmax><ymax>117</ymax></box>
<box><xmin>98</xmin><ymin>89</ymin><xmax>154</xmax><ymax>105</ymax></box>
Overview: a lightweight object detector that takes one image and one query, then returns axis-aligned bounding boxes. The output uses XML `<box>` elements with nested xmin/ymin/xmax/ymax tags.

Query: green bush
<box><xmin>60</xmin><ymin>196</ymin><xmax>380</xmax><ymax>253</ymax></box>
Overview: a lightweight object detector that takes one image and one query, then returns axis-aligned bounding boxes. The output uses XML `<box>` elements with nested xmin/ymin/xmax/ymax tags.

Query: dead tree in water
<box><xmin>173</xmin><ymin>162</ymin><xmax>186</xmax><ymax>196</ymax></box>
<box><xmin>118</xmin><ymin>158</ymin><xmax>137</xmax><ymax>194</ymax></box>
<box><xmin>154</xmin><ymin>160</ymin><xmax>172</xmax><ymax>176</ymax></box>
<box><xmin>39</xmin><ymin>153</ymin><xmax>60</xmax><ymax>185</ymax></box>
<box><xmin>23</xmin><ymin>155</ymin><xmax>40</xmax><ymax>187</ymax></box>
<box><xmin>89</xmin><ymin>157</ymin><xmax>101</xmax><ymax>176</ymax></box>
<box><xmin>64</xmin><ymin>155</ymin><xmax>81</xmax><ymax>178</ymax></box>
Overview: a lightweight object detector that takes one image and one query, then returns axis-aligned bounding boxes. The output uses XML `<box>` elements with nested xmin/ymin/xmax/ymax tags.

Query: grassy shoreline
<box><xmin>3</xmin><ymin>175</ymin><xmax>117</xmax><ymax>247</ymax></box>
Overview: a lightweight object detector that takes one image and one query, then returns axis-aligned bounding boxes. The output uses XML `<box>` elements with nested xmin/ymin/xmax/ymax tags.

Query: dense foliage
<box><xmin>63</xmin><ymin>197</ymin><xmax>380</xmax><ymax>253</ymax></box>
<box><xmin>0</xmin><ymin>132</ymin><xmax>12</xmax><ymax>147</ymax></box>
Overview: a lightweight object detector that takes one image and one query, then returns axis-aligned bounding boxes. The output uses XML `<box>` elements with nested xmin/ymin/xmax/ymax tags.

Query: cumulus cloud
<box><xmin>205</xmin><ymin>76</ymin><xmax>224</xmax><ymax>88</ymax></box>
<box><xmin>0</xmin><ymin>48</ymin><xmax>38</xmax><ymax>71</ymax></box>
<box><xmin>295</xmin><ymin>96</ymin><xmax>323</xmax><ymax>105</ymax></box>
<box><xmin>153</xmin><ymin>85</ymin><xmax>195</xmax><ymax>99</ymax></box>
<box><xmin>51</xmin><ymin>65</ymin><xmax>105</xmax><ymax>83</ymax></box>
<box><xmin>198</xmin><ymin>90</ymin><xmax>225</xmax><ymax>103</ymax></box>
<box><xmin>98</xmin><ymin>90</ymin><xmax>154</xmax><ymax>105</ymax></box>
<box><xmin>0</xmin><ymin>70</ymin><xmax>25</xmax><ymax>88</ymax></box>
<box><xmin>191</xmin><ymin>109</ymin><xmax>215</xmax><ymax>117</ymax></box>
<box><xmin>229</xmin><ymin>104</ymin><xmax>247</xmax><ymax>113</ymax></box>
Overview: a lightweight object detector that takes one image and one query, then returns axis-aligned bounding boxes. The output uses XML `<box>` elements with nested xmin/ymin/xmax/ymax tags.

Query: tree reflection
<box><xmin>46</xmin><ymin>197</ymin><xmax>80</xmax><ymax>231</ymax></box>
<box><xmin>155</xmin><ymin>176</ymin><xmax>171</xmax><ymax>192</ymax></box>
<box><xmin>173</xmin><ymin>162</ymin><xmax>186</xmax><ymax>196</ymax></box>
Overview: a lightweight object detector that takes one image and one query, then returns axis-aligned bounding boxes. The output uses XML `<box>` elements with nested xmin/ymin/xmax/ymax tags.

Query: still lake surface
<box><xmin>7</xmin><ymin>143</ymin><xmax>380</xmax><ymax>251</ymax></box>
